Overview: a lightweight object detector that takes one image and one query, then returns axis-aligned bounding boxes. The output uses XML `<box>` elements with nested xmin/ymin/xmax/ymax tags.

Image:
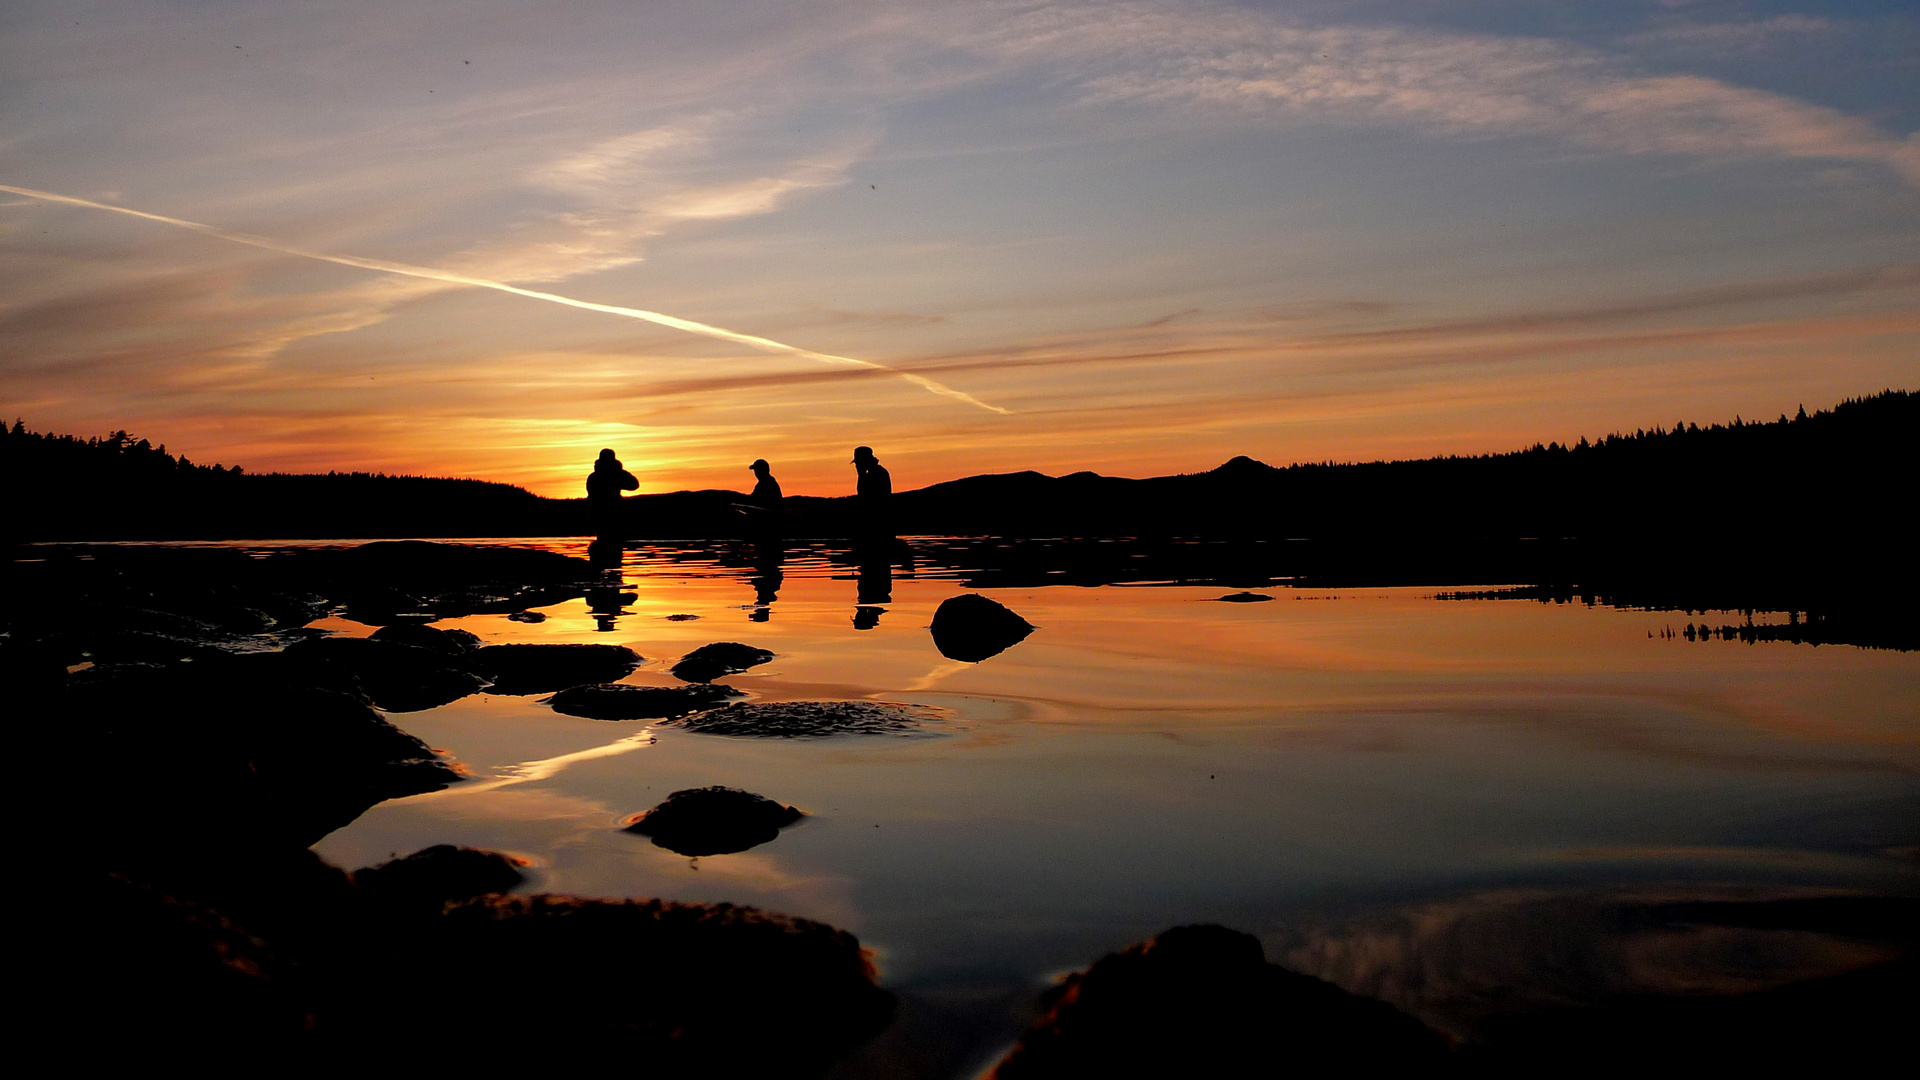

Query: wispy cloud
<box><xmin>961</xmin><ymin>1</ymin><xmax>1920</xmax><ymax>184</ymax></box>
<box><xmin>0</xmin><ymin>184</ymin><xmax>1008</xmax><ymax>413</ymax></box>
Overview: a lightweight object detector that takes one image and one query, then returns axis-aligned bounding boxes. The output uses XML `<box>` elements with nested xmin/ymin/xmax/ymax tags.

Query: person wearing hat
<box><xmin>851</xmin><ymin>446</ymin><xmax>892</xmax><ymax>540</ymax></box>
<box><xmin>852</xmin><ymin>446</ymin><xmax>891</xmax><ymax>501</ymax></box>
<box><xmin>748</xmin><ymin>459</ymin><xmax>783</xmax><ymax>509</ymax></box>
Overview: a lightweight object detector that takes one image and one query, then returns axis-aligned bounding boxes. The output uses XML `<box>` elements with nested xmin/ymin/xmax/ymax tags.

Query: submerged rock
<box><xmin>930</xmin><ymin>593</ymin><xmax>1035</xmax><ymax>662</ymax></box>
<box><xmin>671</xmin><ymin>642</ymin><xmax>775</xmax><ymax>683</ymax></box>
<box><xmin>625</xmin><ymin>786</ymin><xmax>804</xmax><ymax>856</ymax></box>
<box><xmin>1216</xmin><ymin>591</ymin><xmax>1274</xmax><ymax>603</ymax></box>
<box><xmin>990</xmin><ymin>924</ymin><xmax>1447</xmax><ymax>1078</ymax></box>
<box><xmin>667</xmin><ymin>700</ymin><xmax>939</xmax><ymax>738</ymax></box>
<box><xmin>472</xmin><ymin>643</ymin><xmax>643</xmax><ymax>694</ymax></box>
<box><xmin>506</xmin><ymin>610</ymin><xmax>546</xmax><ymax>623</ymax></box>
<box><xmin>353</xmin><ymin>844</ymin><xmax>525</xmax><ymax>902</ymax></box>
<box><xmin>283</xmin><ymin>636</ymin><xmax>486</xmax><ymax>712</ymax></box>
<box><xmin>547</xmin><ymin>682</ymin><xmax>742</xmax><ymax>721</ymax></box>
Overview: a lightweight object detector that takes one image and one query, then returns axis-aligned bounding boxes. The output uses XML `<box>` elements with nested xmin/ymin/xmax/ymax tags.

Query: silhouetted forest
<box><xmin>5</xmin><ymin>390</ymin><xmax>1911</xmax><ymax>551</ymax></box>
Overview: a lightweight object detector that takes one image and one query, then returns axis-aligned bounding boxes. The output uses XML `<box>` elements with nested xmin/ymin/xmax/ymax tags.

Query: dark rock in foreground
<box><xmin>69</xmin><ymin>653</ymin><xmax>462</xmax><ymax>851</ymax></box>
<box><xmin>671</xmin><ymin>641</ymin><xmax>775</xmax><ymax>683</ymax></box>
<box><xmin>472</xmin><ymin>643</ymin><xmax>643</xmax><ymax>694</ymax></box>
<box><xmin>353</xmin><ymin>844</ymin><xmax>525</xmax><ymax>903</ymax></box>
<box><xmin>991</xmin><ymin>924</ymin><xmax>1447</xmax><ymax>1078</ymax></box>
<box><xmin>667</xmin><ymin>700</ymin><xmax>939</xmax><ymax>738</ymax></box>
<box><xmin>1216</xmin><ymin>591</ymin><xmax>1274</xmax><ymax>602</ymax></box>
<box><xmin>930</xmin><ymin>593</ymin><xmax>1035</xmax><ymax>662</ymax></box>
<box><xmin>367</xmin><ymin>623</ymin><xmax>481</xmax><ymax>655</ymax></box>
<box><xmin>548</xmin><ymin>682</ymin><xmax>742</xmax><ymax>721</ymax></box>
<box><xmin>284</xmin><ymin>636</ymin><xmax>487</xmax><ymax>712</ymax></box>
<box><xmin>626</xmin><ymin>786</ymin><xmax>805</xmax><ymax>856</ymax></box>
<box><xmin>430</xmin><ymin>894</ymin><xmax>893</xmax><ymax>1073</ymax></box>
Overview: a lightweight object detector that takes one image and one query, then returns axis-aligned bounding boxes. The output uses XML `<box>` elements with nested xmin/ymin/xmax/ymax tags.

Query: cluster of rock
<box><xmin>9</xmin><ymin>541</ymin><xmax>894</xmax><ymax>1072</ymax></box>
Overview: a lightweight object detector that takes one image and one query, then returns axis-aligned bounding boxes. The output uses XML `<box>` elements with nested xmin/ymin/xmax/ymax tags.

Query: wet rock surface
<box><xmin>930</xmin><ymin>593</ymin><xmax>1035</xmax><ymax>662</ymax></box>
<box><xmin>547</xmin><ymin>681</ymin><xmax>742</xmax><ymax>721</ymax></box>
<box><xmin>471</xmin><ymin>643</ymin><xmax>643</xmax><ymax>694</ymax></box>
<box><xmin>626</xmin><ymin>786</ymin><xmax>805</xmax><ymax>856</ymax></box>
<box><xmin>67</xmin><ymin>652</ymin><xmax>462</xmax><ymax>851</ymax></box>
<box><xmin>430</xmin><ymin>895</ymin><xmax>893</xmax><ymax>1072</ymax></box>
<box><xmin>352</xmin><ymin>844</ymin><xmax>525</xmax><ymax>903</ymax></box>
<box><xmin>283</xmin><ymin>636</ymin><xmax>487</xmax><ymax>712</ymax></box>
<box><xmin>671</xmin><ymin>641</ymin><xmax>775</xmax><ymax>682</ymax></box>
<box><xmin>667</xmin><ymin>699</ymin><xmax>940</xmax><ymax>738</ymax></box>
<box><xmin>991</xmin><ymin>924</ymin><xmax>1448</xmax><ymax>1078</ymax></box>
<box><xmin>366</xmin><ymin>622</ymin><xmax>481</xmax><ymax>655</ymax></box>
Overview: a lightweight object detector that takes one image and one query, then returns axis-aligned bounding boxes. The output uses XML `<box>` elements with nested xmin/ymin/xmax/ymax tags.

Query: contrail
<box><xmin>0</xmin><ymin>183</ymin><xmax>1010</xmax><ymax>414</ymax></box>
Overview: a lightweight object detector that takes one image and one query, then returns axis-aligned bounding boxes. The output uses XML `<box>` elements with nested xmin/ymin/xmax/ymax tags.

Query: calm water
<box><xmin>305</xmin><ymin>539</ymin><xmax>1916</xmax><ymax>1072</ymax></box>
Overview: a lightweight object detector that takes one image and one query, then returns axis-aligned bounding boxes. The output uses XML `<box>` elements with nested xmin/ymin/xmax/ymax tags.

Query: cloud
<box><xmin>0</xmin><ymin>184</ymin><xmax>1009</xmax><ymax>413</ymax></box>
<box><xmin>1623</xmin><ymin>15</ymin><xmax>1836</xmax><ymax>54</ymax></box>
<box><xmin>962</xmin><ymin>1</ymin><xmax>1920</xmax><ymax>185</ymax></box>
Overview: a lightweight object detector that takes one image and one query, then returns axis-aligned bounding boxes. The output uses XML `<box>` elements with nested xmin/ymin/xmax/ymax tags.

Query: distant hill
<box><xmin>4</xmin><ymin>390</ymin><xmax>1912</xmax><ymax>549</ymax></box>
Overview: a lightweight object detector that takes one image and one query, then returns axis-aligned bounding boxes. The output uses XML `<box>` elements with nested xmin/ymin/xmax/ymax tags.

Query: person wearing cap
<box><xmin>748</xmin><ymin>459</ymin><xmax>783</xmax><ymax>509</ymax></box>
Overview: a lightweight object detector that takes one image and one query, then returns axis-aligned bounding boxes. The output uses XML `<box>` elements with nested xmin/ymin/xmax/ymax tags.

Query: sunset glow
<box><xmin>4</xmin><ymin>0</ymin><xmax>1915</xmax><ymax>496</ymax></box>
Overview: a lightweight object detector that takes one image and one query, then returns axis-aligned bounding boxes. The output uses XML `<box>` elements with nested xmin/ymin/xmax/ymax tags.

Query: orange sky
<box><xmin>4</xmin><ymin>1</ymin><xmax>1916</xmax><ymax>497</ymax></box>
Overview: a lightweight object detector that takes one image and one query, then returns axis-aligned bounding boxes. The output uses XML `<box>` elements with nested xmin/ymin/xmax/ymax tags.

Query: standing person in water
<box><xmin>585</xmin><ymin>448</ymin><xmax>638</xmax><ymax>537</ymax></box>
<box><xmin>748</xmin><ymin>459</ymin><xmax>783</xmax><ymax>508</ymax></box>
<box><xmin>852</xmin><ymin>445</ymin><xmax>892</xmax><ymax>539</ymax></box>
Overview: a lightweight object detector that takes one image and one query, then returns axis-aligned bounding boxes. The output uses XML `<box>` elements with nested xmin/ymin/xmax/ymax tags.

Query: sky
<box><xmin>2</xmin><ymin>0</ymin><xmax>1916</xmax><ymax>497</ymax></box>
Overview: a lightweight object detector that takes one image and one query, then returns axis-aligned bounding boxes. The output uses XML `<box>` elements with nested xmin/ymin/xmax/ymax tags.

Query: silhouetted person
<box><xmin>748</xmin><ymin>459</ymin><xmax>783</xmax><ymax>508</ymax></box>
<box><xmin>586</xmin><ymin>448</ymin><xmax>638</xmax><ymax>537</ymax></box>
<box><xmin>852</xmin><ymin>445</ymin><xmax>892</xmax><ymax>540</ymax></box>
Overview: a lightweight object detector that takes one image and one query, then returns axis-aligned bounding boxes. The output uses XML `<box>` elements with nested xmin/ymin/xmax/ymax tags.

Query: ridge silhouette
<box><xmin>4</xmin><ymin>390</ymin><xmax>1911</xmax><ymax>553</ymax></box>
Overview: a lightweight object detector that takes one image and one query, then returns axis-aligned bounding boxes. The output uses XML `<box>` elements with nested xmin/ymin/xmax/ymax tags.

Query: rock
<box><xmin>671</xmin><ymin>642</ymin><xmax>775</xmax><ymax>683</ymax></box>
<box><xmin>367</xmin><ymin>623</ymin><xmax>481</xmax><ymax>655</ymax></box>
<box><xmin>68</xmin><ymin>653</ymin><xmax>462</xmax><ymax>852</ymax></box>
<box><xmin>990</xmin><ymin>925</ymin><xmax>1448</xmax><ymax>1078</ymax></box>
<box><xmin>74</xmin><ymin>873</ymin><xmax>315</xmax><ymax>1059</ymax></box>
<box><xmin>547</xmin><ymin>682</ymin><xmax>742</xmax><ymax>721</ymax></box>
<box><xmin>625</xmin><ymin>787</ymin><xmax>804</xmax><ymax>856</ymax></box>
<box><xmin>353</xmin><ymin>844</ymin><xmax>525</xmax><ymax>902</ymax></box>
<box><xmin>665</xmin><ymin>613</ymin><xmax>700</xmax><ymax>621</ymax></box>
<box><xmin>930</xmin><ymin>593</ymin><xmax>1035</xmax><ymax>662</ymax></box>
<box><xmin>667</xmin><ymin>700</ymin><xmax>939</xmax><ymax>738</ymax></box>
<box><xmin>1216</xmin><ymin>591</ymin><xmax>1274</xmax><ymax>602</ymax></box>
<box><xmin>283</xmin><ymin>636</ymin><xmax>487</xmax><ymax>712</ymax></box>
<box><xmin>472</xmin><ymin>643</ymin><xmax>643</xmax><ymax>694</ymax></box>
<box><xmin>507</xmin><ymin>610</ymin><xmax>546</xmax><ymax>623</ymax></box>
<box><xmin>432</xmin><ymin>894</ymin><xmax>893</xmax><ymax>1073</ymax></box>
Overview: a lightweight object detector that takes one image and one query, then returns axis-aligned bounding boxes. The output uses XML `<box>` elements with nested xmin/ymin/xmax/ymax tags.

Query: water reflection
<box><xmin>583</xmin><ymin>538</ymin><xmax>637</xmax><ymax>630</ymax></box>
<box><xmin>748</xmin><ymin>541</ymin><xmax>784</xmax><ymax>623</ymax></box>
<box><xmin>300</xmin><ymin>541</ymin><xmax>1916</xmax><ymax>1075</ymax></box>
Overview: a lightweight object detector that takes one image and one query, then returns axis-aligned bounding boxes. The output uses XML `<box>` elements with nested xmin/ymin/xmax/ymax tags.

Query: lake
<box><xmin>303</xmin><ymin>538</ymin><xmax>1916</xmax><ymax>1075</ymax></box>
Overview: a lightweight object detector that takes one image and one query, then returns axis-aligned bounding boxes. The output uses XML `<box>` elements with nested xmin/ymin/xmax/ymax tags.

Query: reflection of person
<box><xmin>586</xmin><ymin>448</ymin><xmax>638</xmax><ymax>537</ymax></box>
<box><xmin>852</xmin><ymin>446</ymin><xmax>892</xmax><ymax>539</ymax></box>
<box><xmin>748</xmin><ymin>459</ymin><xmax>783</xmax><ymax>508</ymax></box>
